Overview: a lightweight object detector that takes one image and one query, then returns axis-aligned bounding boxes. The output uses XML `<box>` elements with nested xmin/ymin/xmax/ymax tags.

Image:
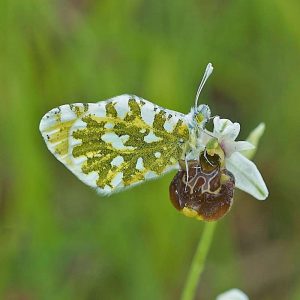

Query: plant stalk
<box><xmin>181</xmin><ymin>222</ymin><xmax>217</xmax><ymax>300</ymax></box>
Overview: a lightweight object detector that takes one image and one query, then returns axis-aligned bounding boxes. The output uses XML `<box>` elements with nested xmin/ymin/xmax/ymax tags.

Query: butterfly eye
<box><xmin>195</xmin><ymin>104</ymin><xmax>211</xmax><ymax>126</ymax></box>
<box><xmin>169</xmin><ymin>154</ymin><xmax>235</xmax><ymax>221</ymax></box>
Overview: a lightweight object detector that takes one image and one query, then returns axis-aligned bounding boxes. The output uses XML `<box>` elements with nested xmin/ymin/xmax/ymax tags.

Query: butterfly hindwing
<box><xmin>39</xmin><ymin>94</ymin><xmax>190</xmax><ymax>194</ymax></box>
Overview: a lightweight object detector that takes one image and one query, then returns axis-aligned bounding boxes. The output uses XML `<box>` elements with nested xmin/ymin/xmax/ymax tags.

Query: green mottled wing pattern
<box><xmin>39</xmin><ymin>94</ymin><xmax>190</xmax><ymax>194</ymax></box>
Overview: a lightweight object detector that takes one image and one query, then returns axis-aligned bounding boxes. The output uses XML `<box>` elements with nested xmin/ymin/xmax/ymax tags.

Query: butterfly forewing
<box><xmin>39</xmin><ymin>94</ymin><xmax>190</xmax><ymax>194</ymax></box>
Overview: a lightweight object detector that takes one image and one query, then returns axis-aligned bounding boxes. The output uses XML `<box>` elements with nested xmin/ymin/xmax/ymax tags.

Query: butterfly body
<box><xmin>39</xmin><ymin>94</ymin><xmax>210</xmax><ymax>195</ymax></box>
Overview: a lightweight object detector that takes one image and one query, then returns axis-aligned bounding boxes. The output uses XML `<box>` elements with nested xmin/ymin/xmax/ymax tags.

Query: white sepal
<box><xmin>222</xmin><ymin>141</ymin><xmax>254</xmax><ymax>158</ymax></box>
<box><xmin>226</xmin><ymin>152</ymin><xmax>269</xmax><ymax>200</ymax></box>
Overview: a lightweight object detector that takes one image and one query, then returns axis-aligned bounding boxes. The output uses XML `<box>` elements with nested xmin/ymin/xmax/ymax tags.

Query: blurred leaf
<box><xmin>241</xmin><ymin>123</ymin><xmax>266</xmax><ymax>159</ymax></box>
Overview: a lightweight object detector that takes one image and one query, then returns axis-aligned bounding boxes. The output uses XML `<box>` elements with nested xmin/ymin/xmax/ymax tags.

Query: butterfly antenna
<box><xmin>194</xmin><ymin>63</ymin><xmax>214</xmax><ymax>109</ymax></box>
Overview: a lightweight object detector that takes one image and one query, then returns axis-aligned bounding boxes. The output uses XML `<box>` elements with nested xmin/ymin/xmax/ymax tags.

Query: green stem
<box><xmin>181</xmin><ymin>222</ymin><xmax>217</xmax><ymax>300</ymax></box>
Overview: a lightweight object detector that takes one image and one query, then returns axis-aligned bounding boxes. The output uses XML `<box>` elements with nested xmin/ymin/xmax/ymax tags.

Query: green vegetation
<box><xmin>0</xmin><ymin>1</ymin><xmax>299</xmax><ymax>299</ymax></box>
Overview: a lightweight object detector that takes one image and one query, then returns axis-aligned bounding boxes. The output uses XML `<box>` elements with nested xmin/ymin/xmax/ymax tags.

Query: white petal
<box><xmin>216</xmin><ymin>289</ymin><xmax>249</xmax><ymax>300</ymax></box>
<box><xmin>226</xmin><ymin>152</ymin><xmax>268</xmax><ymax>200</ymax></box>
<box><xmin>222</xmin><ymin>122</ymin><xmax>240</xmax><ymax>140</ymax></box>
<box><xmin>213</xmin><ymin>117</ymin><xmax>240</xmax><ymax>140</ymax></box>
<box><xmin>213</xmin><ymin>117</ymin><xmax>232</xmax><ymax>135</ymax></box>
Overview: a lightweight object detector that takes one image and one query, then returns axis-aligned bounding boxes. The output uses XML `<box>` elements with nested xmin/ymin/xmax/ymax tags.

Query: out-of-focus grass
<box><xmin>0</xmin><ymin>1</ymin><xmax>299</xmax><ymax>299</ymax></box>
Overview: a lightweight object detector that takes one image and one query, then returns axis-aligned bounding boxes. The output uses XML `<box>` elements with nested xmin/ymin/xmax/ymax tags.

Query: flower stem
<box><xmin>181</xmin><ymin>222</ymin><xmax>217</xmax><ymax>300</ymax></box>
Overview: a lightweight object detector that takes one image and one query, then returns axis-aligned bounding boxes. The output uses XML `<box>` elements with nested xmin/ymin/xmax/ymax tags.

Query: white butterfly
<box><xmin>39</xmin><ymin>64</ymin><xmax>214</xmax><ymax>195</ymax></box>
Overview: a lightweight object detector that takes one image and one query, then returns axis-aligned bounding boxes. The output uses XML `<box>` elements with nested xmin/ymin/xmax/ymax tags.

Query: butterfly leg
<box><xmin>184</xmin><ymin>155</ymin><xmax>189</xmax><ymax>192</ymax></box>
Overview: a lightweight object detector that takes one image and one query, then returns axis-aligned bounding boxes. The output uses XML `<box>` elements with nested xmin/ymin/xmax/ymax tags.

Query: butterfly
<box><xmin>39</xmin><ymin>64</ymin><xmax>214</xmax><ymax>196</ymax></box>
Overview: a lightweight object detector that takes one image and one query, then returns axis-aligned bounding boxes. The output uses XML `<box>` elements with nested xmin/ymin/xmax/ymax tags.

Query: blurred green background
<box><xmin>0</xmin><ymin>1</ymin><xmax>299</xmax><ymax>299</ymax></box>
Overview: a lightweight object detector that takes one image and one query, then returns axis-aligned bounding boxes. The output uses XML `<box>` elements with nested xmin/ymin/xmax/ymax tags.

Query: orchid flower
<box><xmin>205</xmin><ymin>117</ymin><xmax>269</xmax><ymax>200</ymax></box>
<box><xmin>216</xmin><ymin>288</ymin><xmax>249</xmax><ymax>300</ymax></box>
